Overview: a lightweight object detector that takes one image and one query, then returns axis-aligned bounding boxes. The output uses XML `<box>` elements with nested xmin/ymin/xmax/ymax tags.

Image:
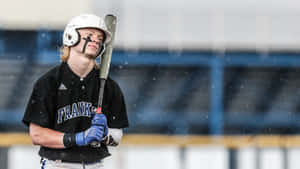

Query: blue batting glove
<box><xmin>92</xmin><ymin>113</ymin><xmax>107</xmax><ymax>127</ymax></box>
<box><xmin>103</xmin><ymin>124</ymin><xmax>108</xmax><ymax>137</ymax></box>
<box><xmin>75</xmin><ymin>125</ymin><xmax>105</xmax><ymax>146</ymax></box>
<box><xmin>92</xmin><ymin>114</ymin><xmax>108</xmax><ymax>137</ymax></box>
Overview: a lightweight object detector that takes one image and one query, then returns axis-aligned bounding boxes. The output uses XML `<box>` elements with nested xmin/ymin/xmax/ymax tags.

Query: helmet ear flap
<box><xmin>63</xmin><ymin>28</ymin><xmax>81</xmax><ymax>46</ymax></box>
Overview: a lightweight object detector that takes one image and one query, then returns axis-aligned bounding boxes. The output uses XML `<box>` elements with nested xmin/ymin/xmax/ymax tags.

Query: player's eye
<box><xmin>98</xmin><ymin>38</ymin><xmax>103</xmax><ymax>42</ymax></box>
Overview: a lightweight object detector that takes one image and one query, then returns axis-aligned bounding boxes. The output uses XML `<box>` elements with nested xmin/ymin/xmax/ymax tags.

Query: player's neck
<box><xmin>67</xmin><ymin>53</ymin><xmax>95</xmax><ymax>78</ymax></box>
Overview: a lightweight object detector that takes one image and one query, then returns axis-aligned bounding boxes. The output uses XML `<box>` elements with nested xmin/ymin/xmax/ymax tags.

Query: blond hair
<box><xmin>60</xmin><ymin>46</ymin><xmax>70</xmax><ymax>62</ymax></box>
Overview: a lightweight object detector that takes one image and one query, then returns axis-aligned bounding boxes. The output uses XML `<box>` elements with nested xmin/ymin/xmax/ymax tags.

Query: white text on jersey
<box><xmin>57</xmin><ymin>101</ymin><xmax>95</xmax><ymax>124</ymax></box>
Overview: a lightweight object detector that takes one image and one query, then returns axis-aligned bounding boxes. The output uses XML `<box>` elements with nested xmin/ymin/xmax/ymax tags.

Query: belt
<box><xmin>41</xmin><ymin>158</ymin><xmax>101</xmax><ymax>165</ymax></box>
<box><xmin>60</xmin><ymin>160</ymin><xmax>101</xmax><ymax>165</ymax></box>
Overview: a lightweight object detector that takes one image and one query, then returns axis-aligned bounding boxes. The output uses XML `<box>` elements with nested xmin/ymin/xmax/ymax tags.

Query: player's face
<box><xmin>76</xmin><ymin>28</ymin><xmax>105</xmax><ymax>59</ymax></box>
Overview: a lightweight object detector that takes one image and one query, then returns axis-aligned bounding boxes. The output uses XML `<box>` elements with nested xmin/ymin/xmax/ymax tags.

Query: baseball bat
<box><xmin>91</xmin><ymin>14</ymin><xmax>117</xmax><ymax>147</ymax></box>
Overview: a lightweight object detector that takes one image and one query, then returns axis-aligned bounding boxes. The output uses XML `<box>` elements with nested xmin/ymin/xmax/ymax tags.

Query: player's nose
<box><xmin>90</xmin><ymin>35</ymin><xmax>103</xmax><ymax>44</ymax></box>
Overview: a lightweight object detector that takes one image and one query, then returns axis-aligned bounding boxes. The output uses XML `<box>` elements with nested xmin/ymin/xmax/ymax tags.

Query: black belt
<box><xmin>61</xmin><ymin>160</ymin><xmax>101</xmax><ymax>164</ymax></box>
<box><xmin>41</xmin><ymin>158</ymin><xmax>101</xmax><ymax>165</ymax></box>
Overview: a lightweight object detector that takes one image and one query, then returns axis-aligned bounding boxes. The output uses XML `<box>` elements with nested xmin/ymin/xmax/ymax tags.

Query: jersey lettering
<box><xmin>78</xmin><ymin>102</ymin><xmax>85</xmax><ymax>116</ymax></box>
<box><xmin>64</xmin><ymin>105</ymin><xmax>71</xmax><ymax>121</ymax></box>
<box><xmin>71</xmin><ymin>103</ymin><xmax>79</xmax><ymax>118</ymax></box>
<box><xmin>57</xmin><ymin>102</ymin><xmax>92</xmax><ymax>124</ymax></box>
<box><xmin>57</xmin><ymin>108</ymin><xmax>64</xmax><ymax>124</ymax></box>
<box><xmin>84</xmin><ymin>102</ymin><xmax>92</xmax><ymax>117</ymax></box>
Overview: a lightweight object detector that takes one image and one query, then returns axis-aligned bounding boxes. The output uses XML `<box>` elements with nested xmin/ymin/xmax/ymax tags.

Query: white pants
<box><xmin>40</xmin><ymin>158</ymin><xmax>104</xmax><ymax>169</ymax></box>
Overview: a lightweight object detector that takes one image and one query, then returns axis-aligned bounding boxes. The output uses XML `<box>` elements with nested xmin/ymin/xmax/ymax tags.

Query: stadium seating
<box><xmin>1</xmin><ymin>30</ymin><xmax>300</xmax><ymax>134</ymax></box>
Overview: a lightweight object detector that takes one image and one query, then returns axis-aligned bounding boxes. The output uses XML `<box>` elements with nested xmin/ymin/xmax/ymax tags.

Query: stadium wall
<box><xmin>2</xmin><ymin>134</ymin><xmax>300</xmax><ymax>169</ymax></box>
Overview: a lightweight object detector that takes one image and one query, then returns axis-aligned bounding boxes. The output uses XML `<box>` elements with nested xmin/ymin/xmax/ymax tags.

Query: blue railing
<box><xmin>31</xmin><ymin>49</ymin><xmax>300</xmax><ymax>134</ymax></box>
<box><xmin>1</xmin><ymin>29</ymin><xmax>300</xmax><ymax>134</ymax></box>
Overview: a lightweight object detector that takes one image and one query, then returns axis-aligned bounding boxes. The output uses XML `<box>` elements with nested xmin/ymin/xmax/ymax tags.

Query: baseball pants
<box><xmin>40</xmin><ymin>158</ymin><xmax>104</xmax><ymax>169</ymax></box>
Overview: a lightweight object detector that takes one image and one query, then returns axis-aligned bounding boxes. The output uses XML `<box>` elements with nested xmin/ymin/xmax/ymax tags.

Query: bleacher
<box><xmin>0</xmin><ymin>59</ymin><xmax>24</xmax><ymax>109</ymax></box>
<box><xmin>1</xmin><ymin>30</ymin><xmax>300</xmax><ymax>135</ymax></box>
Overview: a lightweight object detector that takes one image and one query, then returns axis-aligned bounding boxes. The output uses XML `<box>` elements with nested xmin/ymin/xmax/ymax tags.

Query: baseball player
<box><xmin>22</xmin><ymin>14</ymin><xmax>129</xmax><ymax>169</ymax></box>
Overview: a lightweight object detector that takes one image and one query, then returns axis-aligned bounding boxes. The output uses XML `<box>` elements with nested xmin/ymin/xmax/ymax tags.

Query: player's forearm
<box><xmin>29</xmin><ymin>123</ymin><xmax>64</xmax><ymax>149</ymax></box>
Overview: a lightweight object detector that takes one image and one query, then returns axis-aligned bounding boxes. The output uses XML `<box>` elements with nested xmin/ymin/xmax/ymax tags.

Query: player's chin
<box><xmin>86</xmin><ymin>54</ymin><xmax>98</xmax><ymax>59</ymax></box>
<box><xmin>85</xmin><ymin>51</ymin><xmax>99</xmax><ymax>59</ymax></box>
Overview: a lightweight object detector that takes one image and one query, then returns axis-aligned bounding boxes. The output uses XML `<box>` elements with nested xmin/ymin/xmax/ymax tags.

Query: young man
<box><xmin>22</xmin><ymin>14</ymin><xmax>129</xmax><ymax>168</ymax></box>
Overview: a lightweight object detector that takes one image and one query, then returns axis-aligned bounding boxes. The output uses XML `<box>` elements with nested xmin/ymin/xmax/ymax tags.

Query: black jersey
<box><xmin>22</xmin><ymin>62</ymin><xmax>129</xmax><ymax>162</ymax></box>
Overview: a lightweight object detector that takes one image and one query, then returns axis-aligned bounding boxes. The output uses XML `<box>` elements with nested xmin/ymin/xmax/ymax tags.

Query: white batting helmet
<box><xmin>63</xmin><ymin>14</ymin><xmax>112</xmax><ymax>46</ymax></box>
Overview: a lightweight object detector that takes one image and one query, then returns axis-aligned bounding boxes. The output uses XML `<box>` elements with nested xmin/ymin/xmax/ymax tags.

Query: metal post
<box><xmin>210</xmin><ymin>56</ymin><xmax>224</xmax><ymax>135</ymax></box>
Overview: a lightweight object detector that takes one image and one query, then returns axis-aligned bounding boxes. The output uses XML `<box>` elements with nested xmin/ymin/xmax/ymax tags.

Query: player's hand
<box><xmin>75</xmin><ymin>125</ymin><xmax>105</xmax><ymax>146</ymax></box>
<box><xmin>92</xmin><ymin>113</ymin><xmax>108</xmax><ymax>137</ymax></box>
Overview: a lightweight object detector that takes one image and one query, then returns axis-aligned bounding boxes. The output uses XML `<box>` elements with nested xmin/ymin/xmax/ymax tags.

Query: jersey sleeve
<box><xmin>107</xmin><ymin>80</ymin><xmax>129</xmax><ymax>129</ymax></box>
<box><xmin>22</xmin><ymin>77</ymin><xmax>55</xmax><ymax>128</ymax></box>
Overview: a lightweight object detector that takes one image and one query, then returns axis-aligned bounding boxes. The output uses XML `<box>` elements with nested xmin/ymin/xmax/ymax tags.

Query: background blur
<box><xmin>1</xmin><ymin>0</ymin><xmax>300</xmax><ymax>168</ymax></box>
